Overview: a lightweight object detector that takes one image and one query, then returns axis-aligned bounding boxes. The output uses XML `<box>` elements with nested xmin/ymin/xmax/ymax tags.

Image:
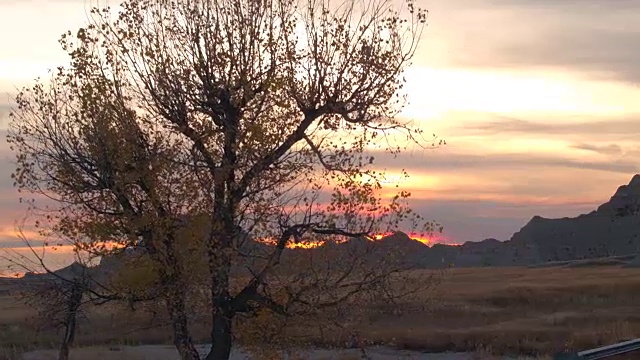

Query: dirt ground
<box><xmin>2</xmin><ymin>265</ymin><xmax>640</xmax><ymax>359</ymax></box>
<box><xmin>19</xmin><ymin>344</ymin><xmax>535</xmax><ymax>360</ymax></box>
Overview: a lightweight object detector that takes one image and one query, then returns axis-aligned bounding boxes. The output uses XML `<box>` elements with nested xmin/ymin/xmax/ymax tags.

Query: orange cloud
<box><xmin>0</xmin><ymin>226</ymin><xmax>43</xmax><ymax>241</ymax></box>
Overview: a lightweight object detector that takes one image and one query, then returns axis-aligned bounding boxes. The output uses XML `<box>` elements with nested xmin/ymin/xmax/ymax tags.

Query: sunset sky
<box><xmin>1</xmin><ymin>0</ymin><xmax>640</xmax><ymax>266</ymax></box>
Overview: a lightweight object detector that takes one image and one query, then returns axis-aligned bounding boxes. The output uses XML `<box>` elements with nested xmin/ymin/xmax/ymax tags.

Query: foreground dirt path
<box><xmin>20</xmin><ymin>344</ymin><xmax>526</xmax><ymax>359</ymax></box>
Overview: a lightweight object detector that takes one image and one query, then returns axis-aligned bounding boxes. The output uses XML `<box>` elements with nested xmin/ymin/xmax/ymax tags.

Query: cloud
<box><xmin>360</xmin><ymin>141</ymin><xmax>635</xmax><ymax>239</ymax></box>
<box><xmin>0</xmin><ymin>96</ymin><xmax>16</xmax><ymax>131</ymax></box>
<box><xmin>571</xmin><ymin>143</ymin><xmax>623</xmax><ymax>156</ymax></box>
<box><xmin>369</xmin><ymin>148</ymin><xmax>639</xmax><ymax>175</ymax></box>
<box><xmin>488</xmin><ymin>30</ymin><xmax>640</xmax><ymax>85</ymax></box>
<box><xmin>407</xmin><ymin>197</ymin><xmax>600</xmax><ymax>242</ymax></box>
<box><xmin>487</xmin><ymin>0</ymin><xmax>639</xmax><ymax>6</ymax></box>
<box><xmin>0</xmin><ymin>101</ymin><xmax>11</xmax><ymax>123</ymax></box>
<box><xmin>458</xmin><ymin>116</ymin><xmax>640</xmax><ymax>137</ymax></box>
<box><xmin>422</xmin><ymin>0</ymin><xmax>640</xmax><ymax>84</ymax></box>
<box><xmin>0</xmin><ymin>135</ymin><xmax>630</xmax><ymax>247</ymax></box>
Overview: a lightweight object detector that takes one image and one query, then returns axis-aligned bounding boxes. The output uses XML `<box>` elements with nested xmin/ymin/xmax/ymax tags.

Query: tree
<box><xmin>2</xmin><ymin>240</ymin><xmax>91</xmax><ymax>360</ymax></box>
<box><xmin>7</xmin><ymin>102</ymin><xmax>207</xmax><ymax>359</ymax></box>
<box><xmin>8</xmin><ymin>0</ymin><xmax>436</xmax><ymax>359</ymax></box>
<box><xmin>27</xmin><ymin>268</ymin><xmax>88</xmax><ymax>360</ymax></box>
<box><xmin>1</xmin><ymin>226</ymin><xmax>164</xmax><ymax>360</ymax></box>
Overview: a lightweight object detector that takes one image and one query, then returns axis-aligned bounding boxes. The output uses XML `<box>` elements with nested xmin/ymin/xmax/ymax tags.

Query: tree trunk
<box><xmin>57</xmin><ymin>280</ymin><xmax>83</xmax><ymax>360</ymax></box>
<box><xmin>205</xmin><ymin>309</ymin><xmax>233</xmax><ymax>360</ymax></box>
<box><xmin>204</xmin><ymin>247</ymin><xmax>234</xmax><ymax>360</ymax></box>
<box><xmin>204</xmin><ymin>265</ymin><xmax>234</xmax><ymax>360</ymax></box>
<box><xmin>154</xmin><ymin>231</ymin><xmax>201</xmax><ymax>360</ymax></box>
<box><xmin>57</xmin><ymin>319</ymin><xmax>74</xmax><ymax>360</ymax></box>
<box><xmin>167</xmin><ymin>293</ymin><xmax>202</xmax><ymax>360</ymax></box>
<box><xmin>205</xmin><ymin>188</ymin><xmax>237</xmax><ymax>360</ymax></box>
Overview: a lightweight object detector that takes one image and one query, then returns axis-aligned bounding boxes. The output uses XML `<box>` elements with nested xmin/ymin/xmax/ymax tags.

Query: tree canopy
<box><xmin>8</xmin><ymin>1</ymin><xmax>436</xmax><ymax>359</ymax></box>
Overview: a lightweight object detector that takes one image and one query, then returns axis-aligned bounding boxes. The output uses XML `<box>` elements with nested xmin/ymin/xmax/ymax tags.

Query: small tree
<box><xmin>4</xmin><ymin>246</ymin><xmax>90</xmax><ymax>360</ymax></box>
<box><xmin>8</xmin><ymin>1</ymin><xmax>438</xmax><ymax>359</ymax></box>
<box><xmin>1</xmin><ymin>226</ymin><xmax>164</xmax><ymax>360</ymax></box>
<box><xmin>8</xmin><ymin>55</ymin><xmax>209</xmax><ymax>356</ymax></box>
<box><xmin>31</xmin><ymin>273</ymin><xmax>88</xmax><ymax>360</ymax></box>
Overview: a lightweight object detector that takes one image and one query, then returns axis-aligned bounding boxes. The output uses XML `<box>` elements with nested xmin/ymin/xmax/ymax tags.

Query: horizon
<box><xmin>1</xmin><ymin>0</ymin><xmax>640</xmax><ymax>274</ymax></box>
<box><xmin>0</xmin><ymin>231</ymin><xmax>453</xmax><ymax>277</ymax></box>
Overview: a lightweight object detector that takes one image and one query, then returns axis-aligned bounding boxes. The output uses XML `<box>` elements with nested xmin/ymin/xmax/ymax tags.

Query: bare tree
<box><xmin>3</xmin><ymin>245</ymin><xmax>91</xmax><ymax>360</ymax></box>
<box><xmin>1</xmin><ymin>226</ymin><xmax>165</xmax><ymax>360</ymax></box>
<box><xmin>8</xmin><ymin>0</ymin><xmax>437</xmax><ymax>359</ymax></box>
<box><xmin>29</xmin><ymin>272</ymin><xmax>88</xmax><ymax>360</ymax></box>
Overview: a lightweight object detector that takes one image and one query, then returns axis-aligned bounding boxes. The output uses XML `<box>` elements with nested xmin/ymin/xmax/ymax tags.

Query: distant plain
<box><xmin>2</xmin><ymin>264</ymin><xmax>640</xmax><ymax>359</ymax></box>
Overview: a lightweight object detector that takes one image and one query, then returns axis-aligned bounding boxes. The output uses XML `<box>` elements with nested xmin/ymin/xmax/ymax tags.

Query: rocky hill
<box><xmin>343</xmin><ymin>174</ymin><xmax>640</xmax><ymax>269</ymax></box>
<box><xmin>506</xmin><ymin>175</ymin><xmax>640</xmax><ymax>262</ymax></box>
<box><xmin>422</xmin><ymin>174</ymin><xmax>640</xmax><ymax>268</ymax></box>
<box><xmin>15</xmin><ymin>175</ymin><xmax>640</xmax><ymax>278</ymax></box>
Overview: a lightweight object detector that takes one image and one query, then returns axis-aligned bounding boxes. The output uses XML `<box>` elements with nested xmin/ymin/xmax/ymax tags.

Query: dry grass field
<box><xmin>2</xmin><ymin>265</ymin><xmax>640</xmax><ymax>359</ymax></box>
<box><xmin>372</xmin><ymin>266</ymin><xmax>640</xmax><ymax>356</ymax></box>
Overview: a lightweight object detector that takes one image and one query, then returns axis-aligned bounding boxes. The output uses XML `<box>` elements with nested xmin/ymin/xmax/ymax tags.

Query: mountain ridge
<box><xmin>440</xmin><ymin>174</ymin><xmax>640</xmax><ymax>267</ymax></box>
<box><xmin>12</xmin><ymin>174</ymin><xmax>640</xmax><ymax>278</ymax></box>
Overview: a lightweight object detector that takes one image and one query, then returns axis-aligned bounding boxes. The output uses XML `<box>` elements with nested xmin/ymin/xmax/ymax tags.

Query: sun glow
<box><xmin>258</xmin><ymin>237</ymin><xmax>330</xmax><ymax>249</ymax></box>
<box><xmin>257</xmin><ymin>231</ymin><xmax>441</xmax><ymax>249</ymax></box>
<box><xmin>286</xmin><ymin>241</ymin><xmax>326</xmax><ymax>249</ymax></box>
<box><xmin>399</xmin><ymin>67</ymin><xmax>640</xmax><ymax>121</ymax></box>
<box><xmin>368</xmin><ymin>232</ymin><xmax>431</xmax><ymax>245</ymax></box>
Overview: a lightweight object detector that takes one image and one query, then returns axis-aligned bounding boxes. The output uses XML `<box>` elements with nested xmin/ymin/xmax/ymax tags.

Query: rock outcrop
<box><xmin>623</xmin><ymin>254</ymin><xmax>640</xmax><ymax>268</ymax></box>
<box><xmin>505</xmin><ymin>175</ymin><xmax>640</xmax><ymax>263</ymax></box>
<box><xmin>431</xmin><ymin>174</ymin><xmax>640</xmax><ymax>268</ymax></box>
<box><xmin>597</xmin><ymin>174</ymin><xmax>640</xmax><ymax>216</ymax></box>
<box><xmin>366</xmin><ymin>174</ymin><xmax>640</xmax><ymax>269</ymax></box>
<box><xmin>17</xmin><ymin>175</ymin><xmax>640</xmax><ymax>278</ymax></box>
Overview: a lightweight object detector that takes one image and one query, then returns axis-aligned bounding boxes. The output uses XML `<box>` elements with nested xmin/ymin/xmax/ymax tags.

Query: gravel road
<box><xmin>21</xmin><ymin>344</ymin><xmax>538</xmax><ymax>359</ymax></box>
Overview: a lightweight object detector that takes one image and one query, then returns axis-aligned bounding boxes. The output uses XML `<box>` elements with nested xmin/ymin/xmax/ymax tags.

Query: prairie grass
<box><xmin>1</xmin><ymin>265</ymin><xmax>640</xmax><ymax>358</ymax></box>
<box><xmin>347</xmin><ymin>266</ymin><xmax>640</xmax><ymax>357</ymax></box>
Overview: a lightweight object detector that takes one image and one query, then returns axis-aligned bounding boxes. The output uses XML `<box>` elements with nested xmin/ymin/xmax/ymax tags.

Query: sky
<box><xmin>1</xmin><ymin>0</ymin><xmax>640</xmax><ymax>270</ymax></box>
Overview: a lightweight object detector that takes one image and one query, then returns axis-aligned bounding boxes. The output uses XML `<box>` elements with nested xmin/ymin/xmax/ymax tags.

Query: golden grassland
<box><xmin>1</xmin><ymin>265</ymin><xmax>640</xmax><ymax>359</ymax></box>
<box><xmin>380</xmin><ymin>266</ymin><xmax>640</xmax><ymax>356</ymax></box>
